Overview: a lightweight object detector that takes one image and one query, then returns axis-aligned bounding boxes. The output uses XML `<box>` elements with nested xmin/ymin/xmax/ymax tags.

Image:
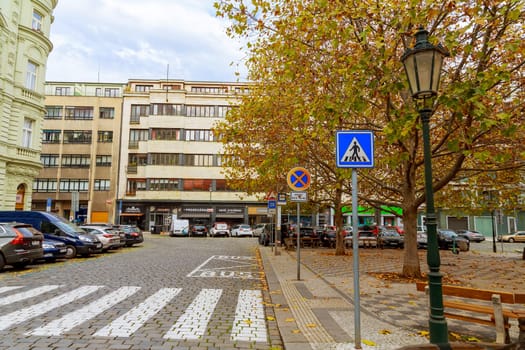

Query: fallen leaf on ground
<box><xmin>362</xmin><ymin>339</ymin><xmax>376</xmax><ymax>346</ymax></box>
<box><xmin>379</xmin><ymin>329</ymin><xmax>391</xmax><ymax>335</ymax></box>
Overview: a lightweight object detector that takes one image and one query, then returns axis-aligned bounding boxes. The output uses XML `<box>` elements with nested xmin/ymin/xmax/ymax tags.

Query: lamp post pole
<box><xmin>401</xmin><ymin>27</ymin><xmax>449</xmax><ymax>346</ymax></box>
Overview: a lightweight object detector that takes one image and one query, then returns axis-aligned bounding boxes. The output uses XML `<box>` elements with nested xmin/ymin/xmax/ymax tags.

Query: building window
<box><xmin>104</xmin><ymin>88</ymin><xmax>119</xmax><ymax>97</ymax></box>
<box><xmin>149</xmin><ymin>179</ymin><xmax>179</xmax><ymax>191</ymax></box>
<box><xmin>45</xmin><ymin>106</ymin><xmax>63</xmax><ymax>119</ymax></box>
<box><xmin>25</xmin><ymin>61</ymin><xmax>37</xmax><ymax>90</ymax></box>
<box><xmin>151</xmin><ymin>103</ymin><xmax>184</xmax><ymax>116</ymax></box>
<box><xmin>130</xmin><ymin>104</ymin><xmax>150</xmax><ymax>123</ymax></box>
<box><xmin>128</xmin><ymin>154</ymin><xmax>147</xmax><ymax>166</ymax></box>
<box><xmin>184</xmin><ymin>129</ymin><xmax>215</xmax><ymax>142</ymax></box>
<box><xmin>217</xmin><ymin>105</ymin><xmax>232</xmax><ymax>118</ymax></box>
<box><xmin>99</xmin><ymin>107</ymin><xmax>115</xmax><ymax>119</ymax></box>
<box><xmin>42</xmin><ymin>130</ymin><xmax>61</xmax><ymax>143</ymax></box>
<box><xmin>163</xmin><ymin>84</ymin><xmax>181</xmax><ymax>90</ymax></box>
<box><xmin>41</xmin><ymin>154</ymin><xmax>59</xmax><ymax>167</ymax></box>
<box><xmin>129</xmin><ymin>129</ymin><xmax>148</xmax><ymax>148</ymax></box>
<box><xmin>150</xmin><ymin>128</ymin><xmax>181</xmax><ymax>141</ymax></box>
<box><xmin>55</xmin><ymin>87</ymin><xmax>71</xmax><ymax>96</ymax></box>
<box><xmin>33</xmin><ymin>179</ymin><xmax>57</xmax><ymax>192</ymax></box>
<box><xmin>186</xmin><ymin>105</ymin><xmax>215</xmax><ymax>117</ymax></box>
<box><xmin>22</xmin><ymin>118</ymin><xmax>33</xmax><ymax>148</ymax></box>
<box><xmin>191</xmin><ymin>86</ymin><xmax>228</xmax><ymax>94</ymax></box>
<box><xmin>63</xmin><ymin>130</ymin><xmax>92</xmax><ymax>144</ymax></box>
<box><xmin>126</xmin><ymin>179</ymin><xmax>146</xmax><ymax>195</ymax></box>
<box><xmin>184</xmin><ymin>154</ymin><xmax>214</xmax><ymax>166</ymax></box>
<box><xmin>135</xmin><ymin>85</ymin><xmax>153</xmax><ymax>92</ymax></box>
<box><xmin>183</xmin><ymin>179</ymin><xmax>212</xmax><ymax>191</ymax></box>
<box><xmin>95</xmin><ymin>88</ymin><xmax>102</xmax><ymax>96</ymax></box>
<box><xmin>97</xmin><ymin>131</ymin><xmax>113</xmax><ymax>142</ymax></box>
<box><xmin>149</xmin><ymin>153</ymin><xmax>181</xmax><ymax>166</ymax></box>
<box><xmin>59</xmin><ymin>179</ymin><xmax>89</xmax><ymax>192</ymax></box>
<box><xmin>96</xmin><ymin>155</ymin><xmax>112</xmax><ymax>166</ymax></box>
<box><xmin>32</xmin><ymin>10</ymin><xmax>43</xmax><ymax>31</ymax></box>
<box><xmin>61</xmin><ymin>155</ymin><xmax>90</xmax><ymax>167</ymax></box>
<box><xmin>65</xmin><ymin>106</ymin><xmax>94</xmax><ymax>120</ymax></box>
<box><xmin>94</xmin><ymin>179</ymin><xmax>110</xmax><ymax>191</ymax></box>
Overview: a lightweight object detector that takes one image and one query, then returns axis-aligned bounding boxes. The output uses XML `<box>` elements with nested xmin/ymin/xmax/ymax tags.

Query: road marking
<box><xmin>28</xmin><ymin>286</ymin><xmax>141</xmax><ymax>336</ymax></box>
<box><xmin>187</xmin><ymin>255</ymin><xmax>258</xmax><ymax>279</ymax></box>
<box><xmin>164</xmin><ymin>288</ymin><xmax>222</xmax><ymax>340</ymax></box>
<box><xmin>94</xmin><ymin>288</ymin><xmax>182</xmax><ymax>337</ymax></box>
<box><xmin>0</xmin><ymin>285</ymin><xmax>62</xmax><ymax>306</ymax></box>
<box><xmin>231</xmin><ymin>290</ymin><xmax>267</xmax><ymax>342</ymax></box>
<box><xmin>0</xmin><ymin>285</ymin><xmax>103</xmax><ymax>331</ymax></box>
<box><xmin>0</xmin><ymin>286</ymin><xmax>24</xmax><ymax>296</ymax></box>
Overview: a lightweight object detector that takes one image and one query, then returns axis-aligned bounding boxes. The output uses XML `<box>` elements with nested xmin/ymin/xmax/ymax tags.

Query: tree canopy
<box><xmin>214</xmin><ymin>0</ymin><xmax>525</xmax><ymax>277</ymax></box>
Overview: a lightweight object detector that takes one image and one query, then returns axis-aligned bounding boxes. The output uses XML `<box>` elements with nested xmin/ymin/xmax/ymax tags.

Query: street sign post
<box><xmin>286</xmin><ymin>167</ymin><xmax>311</xmax><ymax>280</ymax></box>
<box><xmin>335</xmin><ymin>130</ymin><xmax>374</xmax><ymax>348</ymax></box>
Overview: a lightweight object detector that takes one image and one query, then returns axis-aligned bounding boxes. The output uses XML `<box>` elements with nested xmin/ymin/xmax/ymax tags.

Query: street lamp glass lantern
<box><xmin>401</xmin><ymin>27</ymin><xmax>449</xmax><ymax>101</ymax></box>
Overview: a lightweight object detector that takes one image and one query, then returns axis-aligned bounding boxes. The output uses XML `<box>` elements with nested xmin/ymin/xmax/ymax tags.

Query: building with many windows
<box><xmin>33</xmin><ymin>82</ymin><xmax>125</xmax><ymax>223</ymax></box>
<box><xmin>119</xmin><ymin>79</ymin><xmax>265</xmax><ymax>232</ymax></box>
<box><xmin>35</xmin><ymin>79</ymin><xmax>267</xmax><ymax>230</ymax></box>
<box><xmin>0</xmin><ymin>0</ymin><xmax>57</xmax><ymax>210</ymax></box>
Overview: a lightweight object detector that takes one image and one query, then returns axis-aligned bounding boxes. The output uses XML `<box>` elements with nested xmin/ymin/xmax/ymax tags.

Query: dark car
<box><xmin>437</xmin><ymin>229</ymin><xmax>470</xmax><ymax>252</ymax></box>
<box><xmin>189</xmin><ymin>225</ymin><xmax>208</xmax><ymax>237</ymax></box>
<box><xmin>117</xmin><ymin>225</ymin><xmax>144</xmax><ymax>246</ymax></box>
<box><xmin>378</xmin><ymin>229</ymin><xmax>404</xmax><ymax>248</ymax></box>
<box><xmin>0</xmin><ymin>222</ymin><xmax>44</xmax><ymax>269</ymax></box>
<box><xmin>258</xmin><ymin>224</ymin><xmax>274</xmax><ymax>246</ymax></box>
<box><xmin>455</xmin><ymin>229</ymin><xmax>486</xmax><ymax>242</ymax></box>
<box><xmin>41</xmin><ymin>238</ymin><xmax>67</xmax><ymax>262</ymax></box>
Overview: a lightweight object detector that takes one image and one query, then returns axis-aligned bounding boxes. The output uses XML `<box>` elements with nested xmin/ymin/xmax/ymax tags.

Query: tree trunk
<box><xmin>401</xmin><ymin>205</ymin><xmax>422</xmax><ymax>278</ymax></box>
<box><xmin>334</xmin><ymin>185</ymin><xmax>345</xmax><ymax>255</ymax></box>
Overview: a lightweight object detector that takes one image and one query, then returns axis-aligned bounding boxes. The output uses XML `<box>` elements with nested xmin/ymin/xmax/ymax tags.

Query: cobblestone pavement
<box><xmin>260</xmin><ymin>241</ymin><xmax>525</xmax><ymax>350</ymax></box>
<box><xmin>0</xmin><ymin>234</ymin><xmax>281</xmax><ymax>350</ymax></box>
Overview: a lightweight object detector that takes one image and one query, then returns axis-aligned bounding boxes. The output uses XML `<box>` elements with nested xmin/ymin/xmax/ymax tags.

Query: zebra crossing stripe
<box><xmin>0</xmin><ymin>285</ymin><xmax>103</xmax><ymax>331</ymax></box>
<box><xmin>28</xmin><ymin>286</ymin><xmax>141</xmax><ymax>336</ymax></box>
<box><xmin>94</xmin><ymin>288</ymin><xmax>182</xmax><ymax>337</ymax></box>
<box><xmin>0</xmin><ymin>286</ymin><xmax>23</xmax><ymax>296</ymax></box>
<box><xmin>0</xmin><ymin>285</ymin><xmax>62</xmax><ymax>306</ymax></box>
<box><xmin>231</xmin><ymin>290</ymin><xmax>267</xmax><ymax>342</ymax></box>
<box><xmin>164</xmin><ymin>288</ymin><xmax>222</xmax><ymax>340</ymax></box>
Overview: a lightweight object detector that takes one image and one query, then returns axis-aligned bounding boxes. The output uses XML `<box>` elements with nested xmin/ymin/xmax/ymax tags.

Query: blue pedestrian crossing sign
<box><xmin>336</xmin><ymin>130</ymin><xmax>374</xmax><ymax>168</ymax></box>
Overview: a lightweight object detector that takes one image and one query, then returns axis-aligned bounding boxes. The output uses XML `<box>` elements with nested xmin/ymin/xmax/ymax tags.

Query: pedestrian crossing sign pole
<box><xmin>335</xmin><ymin>130</ymin><xmax>374</xmax><ymax>349</ymax></box>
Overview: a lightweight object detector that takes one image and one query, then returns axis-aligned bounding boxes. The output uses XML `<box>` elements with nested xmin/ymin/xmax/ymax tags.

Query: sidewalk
<box><xmin>259</xmin><ymin>243</ymin><xmax>525</xmax><ymax>350</ymax></box>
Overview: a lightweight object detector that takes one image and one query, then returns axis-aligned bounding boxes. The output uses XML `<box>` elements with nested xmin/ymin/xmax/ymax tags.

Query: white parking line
<box><xmin>0</xmin><ymin>285</ymin><xmax>62</xmax><ymax>306</ymax></box>
<box><xmin>94</xmin><ymin>288</ymin><xmax>182</xmax><ymax>337</ymax></box>
<box><xmin>28</xmin><ymin>286</ymin><xmax>141</xmax><ymax>336</ymax></box>
<box><xmin>0</xmin><ymin>285</ymin><xmax>103</xmax><ymax>331</ymax></box>
<box><xmin>164</xmin><ymin>288</ymin><xmax>222</xmax><ymax>340</ymax></box>
<box><xmin>231</xmin><ymin>290</ymin><xmax>267</xmax><ymax>342</ymax></box>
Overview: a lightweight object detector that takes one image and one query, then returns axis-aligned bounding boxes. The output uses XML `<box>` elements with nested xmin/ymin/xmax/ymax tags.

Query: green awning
<box><xmin>342</xmin><ymin>205</ymin><xmax>402</xmax><ymax>216</ymax></box>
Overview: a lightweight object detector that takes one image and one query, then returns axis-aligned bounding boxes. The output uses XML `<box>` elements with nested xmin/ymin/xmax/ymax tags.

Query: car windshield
<box><xmin>240</xmin><ymin>225</ymin><xmax>250</xmax><ymax>229</ymax></box>
<box><xmin>54</xmin><ymin>216</ymin><xmax>86</xmax><ymax>234</ymax></box>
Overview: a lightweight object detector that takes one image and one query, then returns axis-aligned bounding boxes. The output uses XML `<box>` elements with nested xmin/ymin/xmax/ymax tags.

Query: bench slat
<box><xmin>416</xmin><ymin>282</ymin><xmax>515</xmax><ymax>303</ymax></box>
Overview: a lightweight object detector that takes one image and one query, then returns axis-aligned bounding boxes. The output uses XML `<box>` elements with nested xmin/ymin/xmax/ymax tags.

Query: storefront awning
<box><xmin>342</xmin><ymin>205</ymin><xmax>403</xmax><ymax>216</ymax></box>
<box><xmin>180</xmin><ymin>213</ymin><xmax>211</xmax><ymax>219</ymax></box>
<box><xmin>120</xmin><ymin>213</ymin><xmax>144</xmax><ymax>217</ymax></box>
<box><xmin>215</xmin><ymin>213</ymin><xmax>244</xmax><ymax>219</ymax></box>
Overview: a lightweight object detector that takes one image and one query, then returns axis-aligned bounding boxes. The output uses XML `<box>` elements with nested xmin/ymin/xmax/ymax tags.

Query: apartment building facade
<box><xmin>119</xmin><ymin>79</ymin><xmax>266</xmax><ymax>232</ymax></box>
<box><xmin>0</xmin><ymin>0</ymin><xmax>57</xmax><ymax>210</ymax></box>
<box><xmin>33</xmin><ymin>82</ymin><xmax>125</xmax><ymax>223</ymax></box>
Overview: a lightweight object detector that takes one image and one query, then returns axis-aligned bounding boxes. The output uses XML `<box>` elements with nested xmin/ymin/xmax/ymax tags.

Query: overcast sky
<box><xmin>45</xmin><ymin>0</ymin><xmax>248</xmax><ymax>83</ymax></box>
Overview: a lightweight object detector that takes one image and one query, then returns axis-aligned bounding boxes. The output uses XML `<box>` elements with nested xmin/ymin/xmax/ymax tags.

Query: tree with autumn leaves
<box><xmin>214</xmin><ymin>0</ymin><xmax>525</xmax><ymax>277</ymax></box>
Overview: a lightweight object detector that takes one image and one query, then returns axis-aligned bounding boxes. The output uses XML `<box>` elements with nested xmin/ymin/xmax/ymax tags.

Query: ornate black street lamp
<box><xmin>401</xmin><ymin>27</ymin><xmax>449</xmax><ymax>346</ymax></box>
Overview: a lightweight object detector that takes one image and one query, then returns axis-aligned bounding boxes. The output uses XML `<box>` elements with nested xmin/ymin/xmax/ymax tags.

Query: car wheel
<box><xmin>65</xmin><ymin>245</ymin><xmax>77</xmax><ymax>259</ymax></box>
<box><xmin>0</xmin><ymin>254</ymin><xmax>5</xmax><ymax>270</ymax></box>
<box><xmin>508</xmin><ymin>238</ymin><xmax>514</xmax><ymax>243</ymax></box>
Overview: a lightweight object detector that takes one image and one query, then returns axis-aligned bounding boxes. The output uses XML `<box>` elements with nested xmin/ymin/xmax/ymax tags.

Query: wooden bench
<box><xmin>283</xmin><ymin>236</ymin><xmax>320</xmax><ymax>249</ymax></box>
<box><xmin>416</xmin><ymin>282</ymin><xmax>525</xmax><ymax>344</ymax></box>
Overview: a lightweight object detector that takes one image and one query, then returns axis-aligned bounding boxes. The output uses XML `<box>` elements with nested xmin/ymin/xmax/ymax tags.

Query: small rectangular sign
<box><xmin>290</xmin><ymin>191</ymin><xmax>308</xmax><ymax>202</ymax></box>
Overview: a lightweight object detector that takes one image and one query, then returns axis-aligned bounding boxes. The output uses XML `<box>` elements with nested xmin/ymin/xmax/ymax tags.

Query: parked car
<box><xmin>258</xmin><ymin>224</ymin><xmax>275</xmax><ymax>246</ymax></box>
<box><xmin>378</xmin><ymin>229</ymin><xmax>404</xmax><ymax>248</ymax></box>
<box><xmin>437</xmin><ymin>229</ymin><xmax>470</xmax><ymax>251</ymax></box>
<box><xmin>231</xmin><ymin>224</ymin><xmax>254</xmax><ymax>237</ymax></box>
<box><xmin>319</xmin><ymin>226</ymin><xmax>338</xmax><ymax>248</ymax></box>
<box><xmin>117</xmin><ymin>225</ymin><xmax>144</xmax><ymax>246</ymax></box>
<box><xmin>210</xmin><ymin>222</ymin><xmax>230</xmax><ymax>237</ymax></box>
<box><xmin>189</xmin><ymin>224</ymin><xmax>208</xmax><ymax>237</ymax></box>
<box><xmin>497</xmin><ymin>231</ymin><xmax>525</xmax><ymax>243</ymax></box>
<box><xmin>0</xmin><ymin>211</ymin><xmax>102</xmax><ymax>258</ymax></box>
<box><xmin>455</xmin><ymin>229</ymin><xmax>486</xmax><ymax>242</ymax></box>
<box><xmin>80</xmin><ymin>226</ymin><xmax>121</xmax><ymax>251</ymax></box>
<box><xmin>253</xmin><ymin>223</ymin><xmax>268</xmax><ymax>237</ymax></box>
<box><xmin>344</xmin><ymin>230</ymin><xmax>378</xmax><ymax>248</ymax></box>
<box><xmin>417</xmin><ymin>232</ymin><xmax>428</xmax><ymax>249</ymax></box>
<box><xmin>0</xmin><ymin>222</ymin><xmax>44</xmax><ymax>269</ymax></box>
<box><xmin>41</xmin><ymin>238</ymin><xmax>67</xmax><ymax>262</ymax></box>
